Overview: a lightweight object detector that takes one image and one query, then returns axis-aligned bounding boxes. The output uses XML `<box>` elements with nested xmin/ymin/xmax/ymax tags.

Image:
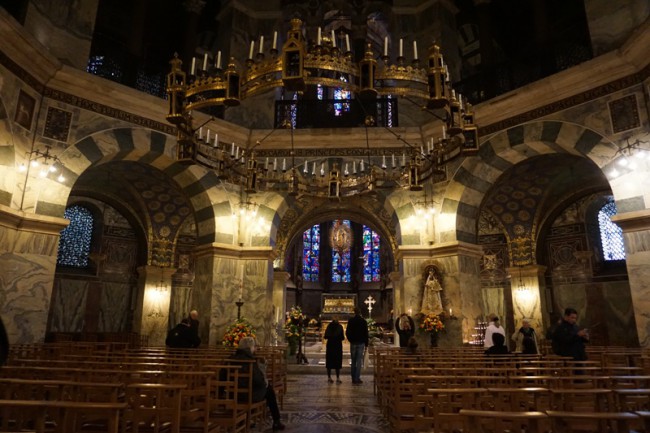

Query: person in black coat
<box><xmin>345</xmin><ymin>307</ymin><xmax>369</xmax><ymax>385</ymax></box>
<box><xmin>552</xmin><ymin>307</ymin><xmax>589</xmax><ymax>361</ymax></box>
<box><xmin>229</xmin><ymin>337</ymin><xmax>285</xmax><ymax>431</ymax></box>
<box><xmin>324</xmin><ymin>317</ymin><xmax>344</xmax><ymax>384</ymax></box>
<box><xmin>485</xmin><ymin>332</ymin><xmax>510</xmax><ymax>355</ymax></box>
<box><xmin>165</xmin><ymin>319</ymin><xmax>200</xmax><ymax>348</ymax></box>
<box><xmin>395</xmin><ymin>313</ymin><xmax>415</xmax><ymax>348</ymax></box>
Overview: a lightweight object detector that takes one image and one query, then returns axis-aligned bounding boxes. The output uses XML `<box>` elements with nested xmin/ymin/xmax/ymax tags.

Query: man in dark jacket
<box><xmin>230</xmin><ymin>337</ymin><xmax>285</xmax><ymax>431</ymax></box>
<box><xmin>345</xmin><ymin>307</ymin><xmax>369</xmax><ymax>385</ymax></box>
<box><xmin>165</xmin><ymin>319</ymin><xmax>200</xmax><ymax>348</ymax></box>
<box><xmin>552</xmin><ymin>307</ymin><xmax>589</xmax><ymax>361</ymax></box>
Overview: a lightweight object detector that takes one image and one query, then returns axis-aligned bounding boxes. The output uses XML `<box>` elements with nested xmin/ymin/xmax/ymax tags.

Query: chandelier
<box><xmin>165</xmin><ymin>19</ymin><xmax>480</xmax><ymax>197</ymax></box>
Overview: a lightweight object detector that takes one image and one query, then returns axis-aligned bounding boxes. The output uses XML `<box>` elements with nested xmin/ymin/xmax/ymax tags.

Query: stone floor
<box><xmin>269</xmin><ymin>372</ymin><xmax>390</xmax><ymax>433</ymax></box>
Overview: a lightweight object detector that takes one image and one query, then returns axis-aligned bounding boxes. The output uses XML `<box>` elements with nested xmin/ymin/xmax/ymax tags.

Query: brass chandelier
<box><xmin>165</xmin><ymin>18</ymin><xmax>479</xmax><ymax>197</ymax></box>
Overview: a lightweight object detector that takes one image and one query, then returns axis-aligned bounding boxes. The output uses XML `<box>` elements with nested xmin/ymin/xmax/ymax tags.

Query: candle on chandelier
<box><xmin>345</xmin><ymin>34</ymin><xmax>350</xmax><ymax>52</ymax></box>
<box><xmin>249</xmin><ymin>41</ymin><xmax>254</xmax><ymax>59</ymax></box>
<box><xmin>273</xmin><ymin>158</ymin><xmax>278</xmax><ymax>171</ymax></box>
<box><xmin>384</xmin><ymin>36</ymin><xmax>388</xmax><ymax>56</ymax></box>
<box><xmin>392</xmin><ymin>154</ymin><xmax>396</xmax><ymax>168</ymax></box>
<box><xmin>331</xmin><ymin>30</ymin><xmax>336</xmax><ymax>48</ymax></box>
<box><xmin>399</xmin><ymin>39</ymin><xmax>403</xmax><ymax>57</ymax></box>
<box><xmin>317</xmin><ymin>27</ymin><xmax>322</xmax><ymax>45</ymax></box>
<box><xmin>259</xmin><ymin>36</ymin><xmax>264</xmax><ymax>54</ymax></box>
<box><xmin>202</xmin><ymin>53</ymin><xmax>208</xmax><ymax>70</ymax></box>
<box><xmin>442</xmin><ymin>125</ymin><xmax>447</xmax><ymax>139</ymax></box>
<box><xmin>216</xmin><ymin>51</ymin><xmax>222</xmax><ymax>69</ymax></box>
<box><xmin>198</xmin><ymin>127</ymin><xmax>203</xmax><ymax>139</ymax></box>
<box><xmin>360</xmin><ymin>159</ymin><xmax>365</xmax><ymax>172</ymax></box>
<box><xmin>206</xmin><ymin>130</ymin><xmax>210</xmax><ymax>142</ymax></box>
<box><xmin>282</xmin><ymin>158</ymin><xmax>286</xmax><ymax>172</ymax></box>
<box><xmin>320</xmin><ymin>162</ymin><xmax>325</xmax><ymax>176</ymax></box>
<box><xmin>382</xmin><ymin>154</ymin><xmax>386</xmax><ymax>168</ymax></box>
<box><xmin>413</xmin><ymin>41</ymin><xmax>418</xmax><ymax>60</ymax></box>
<box><xmin>235</xmin><ymin>146</ymin><xmax>239</xmax><ymax>160</ymax></box>
<box><xmin>304</xmin><ymin>160</ymin><xmax>308</xmax><ymax>173</ymax></box>
<box><xmin>312</xmin><ymin>162</ymin><xmax>316</xmax><ymax>175</ymax></box>
<box><xmin>230</xmin><ymin>142</ymin><xmax>235</xmax><ymax>155</ymax></box>
<box><xmin>214</xmin><ymin>133</ymin><xmax>218</xmax><ymax>148</ymax></box>
<box><xmin>352</xmin><ymin>161</ymin><xmax>357</xmax><ymax>174</ymax></box>
<box><xmin>272</xmin><ymin>31</ymin><xmax>278</xmax><ymax>50</ymax></box>
<box><xmin>190</xmin><ymin>57</ymin><xmax>196</xmax><ymax>75</ymax></box>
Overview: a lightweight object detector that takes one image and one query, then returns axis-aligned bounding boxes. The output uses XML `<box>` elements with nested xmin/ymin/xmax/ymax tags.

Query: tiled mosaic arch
<box><xmin>57</xmin><ymin>127</ymin><xmax>228</xmax><ymax>244</ymax></box>
<box><xmin>442</xmin><ymin>121</ymin><xmax>619</xmax><ymax>244</ymax></box>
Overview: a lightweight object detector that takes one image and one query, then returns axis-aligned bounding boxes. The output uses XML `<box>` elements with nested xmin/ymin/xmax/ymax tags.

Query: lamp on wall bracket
<box><xmin>607</xmin><ymin>137</ymin><xmax>650</xmax><ymax>179</ymax></box>
<box><xmin>515</xmin><ymin>266</ymin><xmax>531</xmax><ymax>295</ymax></box>
<box><xmin>18</xmin><ymin>144</ymin><xmax>66</xmax><ymax>210</ymax></box>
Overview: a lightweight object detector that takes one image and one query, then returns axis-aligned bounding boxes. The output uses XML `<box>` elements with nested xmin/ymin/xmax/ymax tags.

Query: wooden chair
<box><xmin>122</xmin><ymin>383</ymin><xmax>185</xmax><ymax>433</ymax></box>
<box><xmin>459</xmin><ymin>409</ymin><xmax>549</xmax><ymax>433</ymax></box>
<box><xmin>199</xmin><ymin>365</ymin><xmax>247</xmax><ymax>433</ymax></box>
<box><xmin>546</xmin><ymin>410</ymin><xmax>640</xmax><ymax>433</ymax></box>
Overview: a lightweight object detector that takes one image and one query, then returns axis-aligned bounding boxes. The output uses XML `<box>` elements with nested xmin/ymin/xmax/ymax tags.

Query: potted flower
<box><xmin>420</xmin><ymin>313</ymin><xmax>445</xmax><ymax>347</ymax></box>
<box><xmin>284</xmin><ymin>306</ymin><xmax>305</xmax><ymax>355</ymax></box>
<box><xmin>222</xmin><ymin>318</ymin><xmax>256</xmax><ymax>347</ymax></box>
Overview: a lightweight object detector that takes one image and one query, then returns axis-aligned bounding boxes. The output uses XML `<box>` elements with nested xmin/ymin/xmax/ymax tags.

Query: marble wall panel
<box><xmin>192</xmin><ymin>255</ymin><xmax>216</xmax><ymax>345</ymax></box>
<box><xmin>98</xmin><ymin>282</ymin><xmax>133</xmax><ymax>332</ymax></box>
<box><xmin>49</xmin><ymin>278</ymin><xmax>87</xmax><ymax>333</ymax></box>
<box><xmin>0</xmin><ymin>252</ymin><xmax>55</xmax><ymax>343</ymax></box>
<box><xmin>602</xmin><ymin>281</ymin><xmax>638</xmax><ymax>346</ymax></box>
<box><xmin>169</xmin><ymin>283</ymin><xmax>193</xmax><ymax>330</ymax></box>
<box><xmin>625</xmin><ymin>231</ymin><xmax>650</xmax><ymax>347</ymax></box>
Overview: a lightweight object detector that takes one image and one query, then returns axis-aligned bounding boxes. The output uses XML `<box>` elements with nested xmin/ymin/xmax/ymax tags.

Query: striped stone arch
<box><xmin>58</xmin><ymin>127</ymin><xmax>231</xmax><ymax>244</ymax></box>
<box><xmin>441</xmin><ymin>120</ymin><xmax>618</xmax><ymax>243</ymax></box>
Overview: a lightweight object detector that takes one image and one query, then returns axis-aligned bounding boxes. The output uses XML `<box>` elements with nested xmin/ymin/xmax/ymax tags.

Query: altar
<box><xmin>319</xmin><ymin>294</ymin><xmax>356</xmax><ymax>350</ymax></box>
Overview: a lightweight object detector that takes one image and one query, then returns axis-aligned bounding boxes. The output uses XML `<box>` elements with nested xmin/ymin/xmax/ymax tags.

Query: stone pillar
<box><xmin>0</xmin><ymin>206</ymin><xmax>68</xmax><ymax>343</ymax></box>
<box><xmin>272</xmin><ymin>271</ymin><xmax>290</xmax><ymax>343</ymax></box>
<box><xmin>611</xmin><ymin>209</ymin><xmax>650</xmax><ymax>347</ymax></box>
<box><xmin>509</xmin><ymin>264</ymin><xmax>546</xmax><ymax>338</ymax></box>
<box><xmin>134</xmin><ymin>265</ymin><xmax>174</xmax><ymax>346</ymax></box>
<box><xmin>192</xmin><ymin>243</ymin><xmax>275</xmax><ymax>347</ymax></box>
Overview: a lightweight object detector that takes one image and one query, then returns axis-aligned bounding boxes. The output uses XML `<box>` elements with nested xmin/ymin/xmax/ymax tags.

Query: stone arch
<box><xmin>57</xmin><ymin>127</ymin><xmax>230</xmax><ymax>243</ymax></box>
<box><xmin>0</xmin><ymin>94</ymin><xmax>18</xmax><ymax>207</ymax></box>
<box><xmin>273</xmin><ymin>193</ymin><xmax>400</xmax><ymax>271</ymax></box>
<box><xmin>443</xmin><ymin>120</ymin><xmax>618</xmax><ymax>243</ymax></box>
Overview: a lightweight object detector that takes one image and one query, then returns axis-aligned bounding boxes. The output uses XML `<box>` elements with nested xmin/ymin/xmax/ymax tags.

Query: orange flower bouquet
<box><xmin>420</xmin><ymin>313</ymin><xmax>445</xmax><ymax>333</ymax></box>
<box><xmin>222</xmin><ymin>318</ymin><xmax>256</xmax><ymax>347</ymax></box>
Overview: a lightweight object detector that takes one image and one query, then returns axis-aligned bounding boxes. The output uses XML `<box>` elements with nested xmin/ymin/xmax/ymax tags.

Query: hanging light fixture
<box><xmin>165</xmin><ymin>19</ymin><xmax>480</xmax><ymax>197</ymax></box>
<box><xmin>607</xmin><ymin>137</ymin><xmax>650</xmax><ymax>179</ymax></box>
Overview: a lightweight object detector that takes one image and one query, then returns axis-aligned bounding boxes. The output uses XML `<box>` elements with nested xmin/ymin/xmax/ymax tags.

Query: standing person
<box><xmin>165</xmin><ymin>319</ymin><xmax>200</xmax><ymax>348</ymax></box>
<box><xmin>484</xmin><ymin>315</ymin><xmax>506</xmax><ymax>350</ymax></box>
<box><xmin>188</xmin><ymin>310</ymin><xmax>201</xmax><ymax>347</ymax></box>
<box><xmin>485</xmin><ymin>333</ymin><xmax>510</xmax><ymax>355</ymax></box>
<box><xmin>345</xmin><ymin>307</ymin><xmax>369</xmax><ymax>385</ymax></box>
<box><xmin>323</xmin><ymin>317</ymin><xmax>344</xmax><ymax>384</ymax></box>
<box><xmin>552</xmin><ymin>307</ymin><xmax>589</xmax><ymax>361</ymax></box>
<box><xmin>0</xmin><ymin>316</ymin><xmax>8</xmax><ymax>366</ymax></box>
<box><xmin>229</xmin><ymin>337</ymin><xmax>285</xmax><ymax>431</ymax></box>
<box><xmin>395</xmin><ymin>313</ymin><xmax>415</xmax><ymax>348</ymax></box>
<box><xmin>511</xmin><ymin>318</ymin><xmax>540</xmax><ymax>354</ymax></box>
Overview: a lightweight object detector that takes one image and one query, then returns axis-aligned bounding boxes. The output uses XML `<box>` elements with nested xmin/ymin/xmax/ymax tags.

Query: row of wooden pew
<box><xmin>371</xmin><ymin>345</ymin><xmax>650</xmax><ymax>432</ymax></box>
<box><xmin>0</xmin><ymin>343</ymin><xmax>288</xmax><ymax>433</ymax></box>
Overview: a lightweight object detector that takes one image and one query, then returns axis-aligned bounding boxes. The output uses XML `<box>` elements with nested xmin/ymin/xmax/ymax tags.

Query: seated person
<box><xmin>229</xmin><ymin>337</ymin><xmax>285</xmax><ymax>431</ymax></box>
<box><xmin>165</xmin><ymin>318</ymin><xmax>200</xmax><ymax>348</ymax></box>
<box><xmin>405</xmin><ymin>336</ymin><xmax>419</xmax><ymax>355</ymax></box>
<box><xmin>485</xmin><ymin>332</ymin><xmax>510</xmax><ymax>355</ymax></box>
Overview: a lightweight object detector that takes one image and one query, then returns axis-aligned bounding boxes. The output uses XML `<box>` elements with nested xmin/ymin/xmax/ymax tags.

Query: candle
<box><xmin>384</xmin><ymin>36</ymin><xmax>388</xmax><ymax>56</ymax></box>
<box><xmin>198</xmin><ymin>127</ymin><xmax>203</xmax><ymax>139</ymax></box>
<box><xmin>331</xmin><ymin>30</ymin><xmax>336</xmax><ymax>48</ymax></box>
<box><xmin>312</xmin><ymin>162</ymin><xmax>316</xmax><ymax>175</ymax></box>
<box><xmin>273</xmin><ymin>158</ymin><xmax>277</xmax><ymax>171</ymax></box>
<box><xmin>442</xmin><ymin>125</ymin><xmax>447</xmax><ymax>139</ymax></box>
<box><xmin>408</xmin><ymin>308</ymin><xmax>412</xmax><ymax>316</ymax></box>
<box><xmin>249</xmin><ymin>41</ymin><xmax>254</xmax><ymax>59</ymax></box>
<box><xmin>282</xmin><ymin>158</ymin><xmax>286</xmax><ymax>171</ymax></box>
<box><xmin>216</xmin><ymin>50</ymin><xmax>221</xmax><ymax>69</ymax></box>
<box><xmin>265</xmin><ymin>157</ymin><xmax>269</xmax><ymax>169</ymax></box>
<box><xmin>344</xmin><ymin>162</ymin><xmax>348</xmax><ymax>175</ymax></box>
<box><xmin>320</xmin><ymin>162</ymin><xmax>325</xmax><ymax>176</ymax></box>
<box><xmin>399</xmin><ymin>38</ymin><xmax>403</xmax><ymax>57</ymax></box>
<box><xmin>449</xmin><ymin>308</ymin><xmax>453</xmax><ymax>316</ymax></box>
<box><xmin>214</xmin><ymin>133</ymin><xmax>218</xmax><ymax>148</ymax></box>
<box><xmin>360</xmin><ymin>159</ymin><xmax>364</xmax><ymax>172</ymax></box>
<box><xmin>352</xmin><ymin>161</ymin><xmax>356</xmax><ymax>174</ymax></box>
<box><xmin>231</xmin><ymin>142</ymin><xmax>235</xmax><ymax>155</ymax></box>
<box><xmin>190</xmin><ymin>57</ymin><xmax>196</xmax><ymax>75</ymax></box>
<box><xmin>413</xmin><ymin>40</ymin><xmax>418</xmax><ymax>59</ymax></box>
<box><xmin>259</xmin><ymin>36</ymin><xmax>264</xmax><ymax>54</ymax></box>
<box><xmin>235</xmin><ymin>146</ymin><xmax>239</xmax><ymax>159</ymax></box>
<box><xmin>345</xmin><ymin>34</ymin><xmax>350</xmax><ymax>52</ymax></box>
<box><xmin>391</xmin><ymin>154</ymin><xmax>396</xmax><ymax>168</ymax></box>
<box><xmin>272</xmin><ymin>31</ymin><xmax>278</xmax><ymax>50</ymax></box>
<box><xmin>304</xmin><ymin>160</ymin><xmax>308</xmax><ymax>173</ymax></box>
<box><xmin>317</xmin><ymin>27</ymin><xmax>322</xmax><ymax>45</ymax></box>
<box><xmin>206</xmin><ymin>129</ymin><xmax>210</xmax><ymax>142</ymax></box>
<box><xmin>382</xmin><ymin>154</ymin><xmax>386</xmax><ymax>168</ymax></box>
<box><xmin>202</xmin><ymin>53</ymin><xmax>208</xmax><ymax>70</ymax></box>
<box><xmin>402</xmin><ymin>153</ymin><xmax>406</xmax><ymax>167</ymax></box>
<box><xmin>420</xmin><ymin>144</ymin><xmax>424</xmax><ymax>155</ymax></box>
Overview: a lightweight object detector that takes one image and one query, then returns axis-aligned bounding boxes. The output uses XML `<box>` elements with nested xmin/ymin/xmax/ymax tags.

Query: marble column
<box><xmin>509</xmin><ymin>265</ymin><xmax>546</xmax><ymax>337</ymax></box>
<box><xmin>192</xmin><ymin>243</ymin><xmax>274</xmax><ymax>347</ymax></box>
<box><xmin>0</xmin><ymin>205</ymin><xmax>68</xmax><ymax>343</ymax></box>
<box><xmin>611</xmin><ymin>209</ymin><xmax>650</xmax><ymax>347</ymax></box>
<box><xmin>134</xmin><ymin>265</ymin><xmax>174</xmax><ymax>346</ymax></box>
<box><xmin>272</xmin><ymin>271</ymin><xmax>290</xmax><ymax>344</ymax></box>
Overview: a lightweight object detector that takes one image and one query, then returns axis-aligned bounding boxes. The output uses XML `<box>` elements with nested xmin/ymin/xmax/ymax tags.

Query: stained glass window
<box><xmin>332</xmin><ymin>220</ymin><xmax>352</xmax><ymax>282</ymax></box>
<box><xmin>302</xmin><ymin>224</ymin><xmax>320</xmax><ymax>282</ymax></box>
<box><xmin>57</xmin><ymin>205</ymin><xmax>93</xmax><ymax>267</ymax></box>
<box><xmin>598</xmin><ymin>201</ymin><xmax>626</xmax><ymax>261</ymax></box>
<box><xmin>333</xmin><ymin>77</ymin><xmax>350</xmax><ymax>116</ymax></box>
<box><xmin>362</xmin><ymin>225</ymin><xmax>381</xmax><ymax>282</ymax></box>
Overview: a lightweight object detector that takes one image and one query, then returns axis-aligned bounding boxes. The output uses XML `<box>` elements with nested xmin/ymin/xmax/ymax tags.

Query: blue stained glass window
<box><xmin>333</xmin><ymin>77</ymin><xmax>350</xmax><ymax>116</ymax></box>
<box><xmin>332</xmin><ymin>220</ymin><xmax>351</xmax><ymax>282</ymax></box>
<box><xmin>598</xmin><ymin>201</ymin><xmax>626</xmax><ymax>261</ymax></box>
<box><xmin>362</xmin><ymin>225</ymin><xmax>381</xmax><ymax>282</ymax></box>
<box><xmin>57</xmin><ymin>205</ymin><xmax>93</xmax><ymax>267</ymax></box>
<box><xmin>302</xmin><ymin>224</ymin><xmax>320</xmax><ymax>282</ymax></box>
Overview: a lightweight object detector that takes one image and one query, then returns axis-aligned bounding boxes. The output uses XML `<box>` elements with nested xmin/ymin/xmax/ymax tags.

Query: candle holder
<box><xmin>236</xmin><ymin>299</ymin><xmax>244</xmax><ymax>319</ymax></box>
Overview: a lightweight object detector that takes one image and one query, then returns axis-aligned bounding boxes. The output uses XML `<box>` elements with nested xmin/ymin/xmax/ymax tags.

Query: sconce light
<box><xmin>516</xmin><ymin>266</ymin><xmax>531</xmax><ymax>295</ymax></box>
<box><xmin>18</xmin><ymin>144</ymin><xmax>66</xmax><ymax>210</ymax></box>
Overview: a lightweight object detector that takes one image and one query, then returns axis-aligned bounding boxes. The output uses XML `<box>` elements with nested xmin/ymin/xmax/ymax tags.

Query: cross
<box><xmin>364</xmin><ymin>295</ymin><xmax>376</xmax><ymax>318</ymax></box>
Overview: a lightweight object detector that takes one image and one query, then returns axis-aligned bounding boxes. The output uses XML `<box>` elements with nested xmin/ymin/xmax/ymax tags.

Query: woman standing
<box><xmin>511</xmin><ymin>318</ymin><xmax>540</xmax><ymax>354</ymax></box>
<box><xmin>324</xmin><ymin>317</ymin><xmax>344</xmax><ymax>384</ymax></box>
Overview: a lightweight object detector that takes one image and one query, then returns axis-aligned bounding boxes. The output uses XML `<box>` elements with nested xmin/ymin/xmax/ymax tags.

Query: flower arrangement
<box><xmin>284</xmin><ymin>306</ymin><xmax>306</xmax><ymax>340</ymax></box>
<box><xmin>366</xmin><ymin>317</ymin><xmax>383</xmax><ymax>339</ymax></box>
<box><xmin>420</xmin><ymin>313</ymin><xmax>445</xmax><ymax>333</ymax></box>
<box><xmin>222</xmin><ymin>318</ymin><xmax>256</xmax><ymax>347</ymax></box>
